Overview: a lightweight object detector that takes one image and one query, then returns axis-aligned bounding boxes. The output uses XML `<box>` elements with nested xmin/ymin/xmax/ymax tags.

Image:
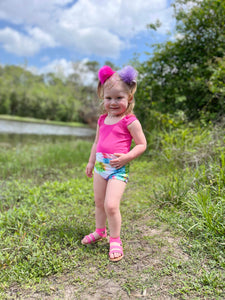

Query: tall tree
<box><xmin>136</xmin><ymin>0</ymin><xmax>225</xmax><ymax>124</ymax></box>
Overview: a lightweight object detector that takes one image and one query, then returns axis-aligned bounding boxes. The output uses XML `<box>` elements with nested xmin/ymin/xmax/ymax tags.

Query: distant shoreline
<box><xmin>0</xmin><ymin>114</ymin><xmax>87</xmax><ymax>128</ymax></box>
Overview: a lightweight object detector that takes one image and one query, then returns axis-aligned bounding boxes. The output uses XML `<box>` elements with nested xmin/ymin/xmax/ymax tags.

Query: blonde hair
<box><xmin>97</xmin><ymin>72</ymin><xmax>137</xmax><ymax>115</ymax></box>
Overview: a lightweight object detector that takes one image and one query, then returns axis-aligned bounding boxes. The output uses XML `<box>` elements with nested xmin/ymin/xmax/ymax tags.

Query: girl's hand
<box><xmin>86</xmin><ymin>162</ymin><xmax>95</xmax><ymax>178</ymax></box>
<box><xmin>110</xmin><ymin>153</ymin><xmax>129</xmax><ymax>169</ymax></box>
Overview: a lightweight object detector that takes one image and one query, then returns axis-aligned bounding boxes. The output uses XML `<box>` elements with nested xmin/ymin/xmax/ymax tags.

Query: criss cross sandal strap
<box><xmin>109</xmin><ymin>237</ymin><xmax>124</xmax><ymax>262</ymax></box>
<box><xmin>81</xmin><ymin>227</ymin><xmax>107</xmax><ymax>245</ymax></box>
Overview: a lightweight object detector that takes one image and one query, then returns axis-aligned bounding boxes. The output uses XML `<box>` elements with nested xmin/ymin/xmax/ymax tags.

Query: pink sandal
<box><xmin>109</xmin><ymin>237</ymin><xmax>124</xmax><ymax>262</ymax></box>
<box><xmin>81</xmin><ymin>227</ymin><xmax>107</xmax><ymax>245</ymax></box>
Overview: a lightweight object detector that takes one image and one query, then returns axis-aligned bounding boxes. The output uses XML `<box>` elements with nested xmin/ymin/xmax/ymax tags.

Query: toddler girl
<box><xmin>81</xmin><ymin>65</ymin><xmax>147</xmax><ymax>262</ymax></box>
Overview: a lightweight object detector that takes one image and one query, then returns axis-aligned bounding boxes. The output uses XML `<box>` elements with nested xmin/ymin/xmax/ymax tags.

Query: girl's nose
<box><xmin>111</xmin><ymin>98</ymin><xmax>117</xmax><ymax>104</ymax></box>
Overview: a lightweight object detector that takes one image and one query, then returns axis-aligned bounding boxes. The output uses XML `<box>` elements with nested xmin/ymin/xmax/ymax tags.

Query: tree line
<box><xmin>0</xmin><ymin>0</ymin><xmax>224</xmax><ymax>128</ymax></box>
<box><xmin>0</xmin><ymin>64</ymin><xmax>94</xmax><ymax>125</ymax></box>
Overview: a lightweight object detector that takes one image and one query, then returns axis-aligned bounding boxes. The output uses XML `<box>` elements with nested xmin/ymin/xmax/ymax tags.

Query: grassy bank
<box><xmin>0</xmin><ymin>114</ymin><xmax>86</xmax><ymax>128</ymax></box>
<box><xmin>0</xmin><ymin>122</ymin><xmax>225</xmax><ymax>299</ymax></box>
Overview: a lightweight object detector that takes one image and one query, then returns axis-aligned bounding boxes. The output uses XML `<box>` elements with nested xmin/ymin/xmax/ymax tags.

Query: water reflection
<box><xmin>0</xmin><ymin>119</ymin><xmax>95</xmax><ymax>146</ymax></box>
<box><xmin>0</xmin><ymin>133</ymin><xmax>95</xmax><ymax>147</ymax></box>
<box><xmin>0</xmin><ymin>119</ymin><xmax>95</xmax><ymax>137</ymax></box>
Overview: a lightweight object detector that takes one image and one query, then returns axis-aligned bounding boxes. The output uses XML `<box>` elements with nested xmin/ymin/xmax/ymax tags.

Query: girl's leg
<box><xmin>93</xmin><ymin>172</ymin><xmax>107</xmax><ymax>228</ymax></box>
<box><xmin>104</xmin><ymin>179</ymin><xmax>126</xmax><ymax>260</ymax></box>
<box><xmin>81</xmin><ymin>172</ymin><xmax>107</xmax><ymax>244</ymax></box>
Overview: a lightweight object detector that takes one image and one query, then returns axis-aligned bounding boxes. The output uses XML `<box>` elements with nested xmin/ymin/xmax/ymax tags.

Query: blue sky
<box><xmin>0</xmin><ymin>0</ymin><xmax>175</xmax><ymax>77</ymax></box>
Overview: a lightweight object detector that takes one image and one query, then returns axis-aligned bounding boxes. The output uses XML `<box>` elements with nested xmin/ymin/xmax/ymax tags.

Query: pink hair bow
<box><xmin>98</xmin><ymin>65</ymin><xmax>115</xmax><ymax>85</ymax></box>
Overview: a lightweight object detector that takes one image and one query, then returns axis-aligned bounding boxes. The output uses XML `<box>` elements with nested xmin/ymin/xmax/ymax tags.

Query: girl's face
<box><xmin>103</xmin><ymin>80</ymin><xmax>132</xmax><ymax>117</ymax></box>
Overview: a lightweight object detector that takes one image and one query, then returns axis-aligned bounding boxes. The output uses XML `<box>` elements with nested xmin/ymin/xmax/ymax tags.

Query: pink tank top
<box><xmin>96</xmin><ymin>114</ymin><xmax>137</xmax><ymax>154</ymax></box>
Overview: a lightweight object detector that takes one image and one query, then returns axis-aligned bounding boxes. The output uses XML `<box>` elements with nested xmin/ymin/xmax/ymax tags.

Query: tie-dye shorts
<box><xmin>94</xmin><ymin>152</ymin><xmax>129</xmax><ymax>183</ymax></box>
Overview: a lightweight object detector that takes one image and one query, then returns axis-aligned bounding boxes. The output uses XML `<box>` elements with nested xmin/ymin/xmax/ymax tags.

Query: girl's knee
<box><xmin>95</xmin><ymin>197</ymin><xmax>105</xmax><ymax>209</ymax></box>
<box><xmin>104</xmin><ymin>203</ymin><xmax>119</xmax><ymax>216</ymax></box>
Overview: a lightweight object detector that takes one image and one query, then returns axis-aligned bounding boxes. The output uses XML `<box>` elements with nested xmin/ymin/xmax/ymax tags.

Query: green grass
<box><xmin>0</xmin><ymin>122</ymin><xmax>225</xmax><ymax>299</ymax></box>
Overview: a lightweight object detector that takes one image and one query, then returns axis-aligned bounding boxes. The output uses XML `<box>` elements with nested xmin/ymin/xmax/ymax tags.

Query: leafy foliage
<box><xmin>0</xmin><ymin>65</ymin><xmax>81</xmax><ymax>122</ymax></box>
<box><xmin>135</xmin><ymin>0</ymin><xmax>225</xmax><ymax>126</ymax></box>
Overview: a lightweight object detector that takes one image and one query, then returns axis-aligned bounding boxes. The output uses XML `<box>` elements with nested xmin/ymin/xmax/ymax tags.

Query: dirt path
<box><xmin>7</xmin><ymin>213</ymin><xmax>192</xmax><ymax>300</ymax></box>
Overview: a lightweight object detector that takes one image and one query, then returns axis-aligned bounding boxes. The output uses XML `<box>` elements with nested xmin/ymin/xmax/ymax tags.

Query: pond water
<box><xmin>0</xmin><ymin>119</ymin><xmax>95</xmax><ymax>136</ymax></box>
<box><xmin>0</xmin><ymin>119</ymin><xmax>95</xmax><ymax>145</ymax></box>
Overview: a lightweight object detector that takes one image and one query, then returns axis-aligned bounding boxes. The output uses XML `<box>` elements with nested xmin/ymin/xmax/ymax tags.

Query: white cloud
<box><xmin>75</xmin><ymin>27</ymin><xmax>123</xmax><ymax>58</ymax></box>
<box><xmin>35</xmin><ymin>58</ymin><xmax>96</xmax><ymax>85</ymax></box>
<box><xmin>0</xmin><ymin>0</ymin><xmax>73</xmax><ymax>24</ymax></box>
<box><xmin>27</xmin><ymin>27</ymin><xmax>56</xmax><ymax>48</ymax></box>
<box><xmin>0</xmin><ymin>27</ymin><xmax>40</xmax><ymax>56</ymax></box>
<box><xmin>38</xmin><ymin>58</ymin><xmax>75</xmax><ymax>77</ymax></box>
<box><xmin>0</xmin><ymin>0</ymin><xmax>174</xmax><ymax>58</ymax></box>
<box><xmin>0</xmin><ymin>27</ymin><xmax>57</xmax><ymax>56</ymax></box>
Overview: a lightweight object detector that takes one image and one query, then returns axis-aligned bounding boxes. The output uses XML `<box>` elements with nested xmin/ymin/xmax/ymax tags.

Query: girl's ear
<box><xmin>128</xmin><ymin>95</ymin><xmax>133</xmax><ymax>102</ymax></box>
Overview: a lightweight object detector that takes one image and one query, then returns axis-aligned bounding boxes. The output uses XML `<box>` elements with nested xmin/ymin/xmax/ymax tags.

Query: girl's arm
<box><xmin>110</xmin><ymin>120</ymin><xmax>147</xmax><ymax>168</ymax></box>
<box><xmin>86</xmin><ymin>125</ymin><xmax>100</xmax><ymax>178</ymax></box>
